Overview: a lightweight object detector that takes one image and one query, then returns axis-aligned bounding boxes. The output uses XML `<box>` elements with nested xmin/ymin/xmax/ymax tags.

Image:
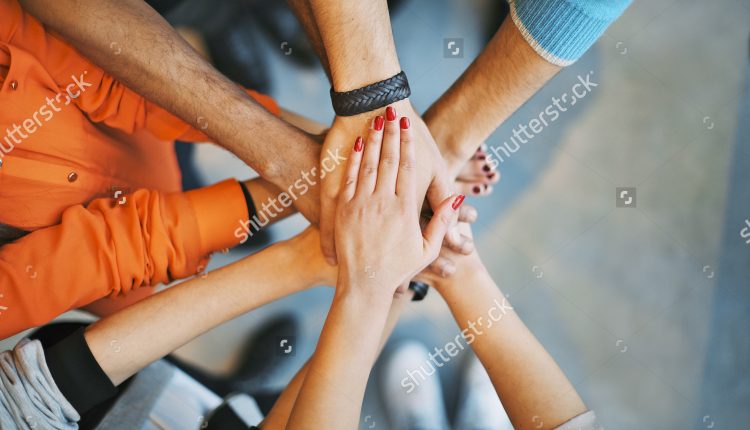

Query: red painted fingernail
<box><xmin>477</xmin><ymin>154</ymin><xmax>486</xmax><ymax>161</ymax></box>
<box><xmin>452</xmin><ymin>195</ymin><xmax>465</xmax><ymax>210</ymax></box>
<box><xmin>374</xmin><ymin>116</ymin><xmax>385</xmax><ymax>131</ymax></box>
<box><xmin>483</xmin><ymin>164</ymin><xmax>491</xmax><ymax>172</ymax></box>
<box><xmin>400</xmin><ymin>117</ymin><xmax>410</xmax><ymax>129</ymax></box>
<box><xmin>488</xmin><ymin>172</ymin><xmax>496</xmax><ymax>179</ymax></box>
<box><xmin>472</xmin><ymin>186</ymin><xmax>481</xmax><ymax>194</ymax></box>
<box><xmin>386</xmin><ymin>106</ymin><xmax>397</xmax><ymax>121</ymax></box>
<box><xmin>354</xmin><ymin>136</ymin><xmax>364</xmax><ymax>152</ymax></box>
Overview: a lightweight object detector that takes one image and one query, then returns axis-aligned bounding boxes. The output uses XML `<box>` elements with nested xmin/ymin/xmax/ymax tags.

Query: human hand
<box><xmin>319</xmin><ymin>99</ymin><xmax>455</xmax><ymax>266</ymax></box>
<box><xmin>285</xmin><ymin>226</ymin><xmax>338</xmax><ymax>288</ymax></box>
<box><xmin>422</xmin><ymin>203</ymin><xmax>478</xmax><ymax>279</ymax></box>
<box><xmin>414</xmin><ymin>221</ymin><xmax>485</xmax><ymax>293</ymax></box>
<box><xmin>454</xmin><ymin>144</ymin><xmax>500</xmax><ymax>197</ymax></box>
<box><xmin>334</xmin><ymin>109</ymin><xmax>463</xmax><ymax>299</ymax></box>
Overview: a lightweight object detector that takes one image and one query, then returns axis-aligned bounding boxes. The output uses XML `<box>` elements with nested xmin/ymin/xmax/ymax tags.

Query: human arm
<box><xmin>261</xmin><ymin>287</ymin><xmax>413</xmax><ymax>429</ymax></box>
<box><xmin>16</xmin><ymin>0</ymin><xmax>322</xmax><ymax>222</ymax></box>
<box><xmin>0</xmin><ymin>180</ymin><xmax>250</xmax><ymax>338</ymax></box>
<box><xmin>419</xmin><ymin>224</ymin><xmax>590</xmax><ymax>430</ymax></box>
<box><xmin>83</xmin><ymin>226</ymin><xmax>333</xmax><ymax>386</ymax></box>
<box><xmin>425</xmin><ymin>0</ymin><xmax>631</xmax><ymax>176</ymax></box>
<box><xmin>286</xmin><ymin>0</ymin><xmax>454</xmax><ymax>264</ymax></box>
<box><xmin>287</xmin><ymin>112</ymin><xmax>462</xmax><ymax>427</ymax></box>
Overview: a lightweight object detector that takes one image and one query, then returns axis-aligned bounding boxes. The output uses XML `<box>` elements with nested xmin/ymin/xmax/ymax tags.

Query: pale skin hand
<box><xmin>18</xmin><ymin>0</ymin><xmax>322</xmax><ymax>222</ymax></box>
<box><xmin>287</xmin><ymin>114</ymin><xmax>460</xmax><ymax>428</ymax></box>
<box><xmin>415</xmin><ymin>223</ymin><xmax>588</xmax><ymax>430</ymax></box>
<box><xmin>84</xmin><ymin>227</ymin><xmax>335</xmax><ymax>386</ymax></box>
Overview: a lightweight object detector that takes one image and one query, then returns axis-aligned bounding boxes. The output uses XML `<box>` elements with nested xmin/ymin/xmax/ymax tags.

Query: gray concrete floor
<box><xmin>2</xmin><ymin>0</ymin><xmax>747</xmax><ymax>429</ymax></box>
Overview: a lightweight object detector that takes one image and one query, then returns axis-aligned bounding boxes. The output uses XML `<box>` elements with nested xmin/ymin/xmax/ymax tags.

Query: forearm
<box><xmin>305</xmin><ymin>0</ymin><xmax>400</xmax><ymax>91</ymax></box>
<box><xmin>262</xmin><ymin>289</ymin><xmax>412</xmax><ymax>429</ymax></box>
<box><xmin>84</xmin><ymin>239</ymin><xmax>312</xmax><ymax>386</ymax></box>
<box><xmin>287</xmin><ymin>288</ymin><xmax>392</xmax><ymax>428</ymax></box>
<box><xmin>18</xmin><ymin>0</ymin><xmax>319</xmax><ymax>187</ymax></box>
<box><xmin>438</xmin><ymin>266</ymin><xmax>586</xmax><ymax>430</ymax></box>
<box><xmin>424</xmin><ymin>16</ymin><xmax>559</xmax><ymax>174</ymax></box>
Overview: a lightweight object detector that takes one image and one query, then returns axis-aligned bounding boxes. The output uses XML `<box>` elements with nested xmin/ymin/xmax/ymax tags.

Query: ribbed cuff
<box><xmin>508</xmin><ymin>0</ymin><xmax>631</xmax><ymax>66</ymax></box>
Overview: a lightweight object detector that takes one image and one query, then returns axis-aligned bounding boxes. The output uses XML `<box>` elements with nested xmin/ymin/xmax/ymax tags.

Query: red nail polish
<box><xmin>354</xmin><ymin>136</ymin><xmax>364</xmax><ymax>152</ymax></box>
<box><xmin>386</xmin><ymin>106</ymin><xmax>397</xmax><ymax>121</ymax></box>
<box><xmin>483</xmin><ymin>165</ymin><xmax>491</xmax><ymax>172</ymax></box>
<box><xmin>400</xmin><ymin>117</ymin><xmax>410</xmax><ymax>129</ymax></box>
<box><xmin>472</xmin><ymin>186</ymin><xmax>481</xmax><ymax>194</ymax></box>
<box><xmin>477</xmin><ymin>154</ymin><xmax>486</xmax><ymax>161</ymax></box>
<box><xmin>374</xmin><ymin>116</ymin><xmax>385</xmax><ymax>131</ymax></box>
<box><xmin>488</xmin><ymin>172</ymin><xmax>496</xmax><ymax>179</ymax></box>
<box><xmin>452</xmin><ymin>195</ymin><xmax>465</xmax><ymax>210</ymax></box>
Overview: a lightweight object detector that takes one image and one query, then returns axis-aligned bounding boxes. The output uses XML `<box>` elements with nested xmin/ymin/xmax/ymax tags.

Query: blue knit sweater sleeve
<box><xmin>509</xmin><ymin>0</ymin><xmax>632</xmax><ymax>66</ymax></box>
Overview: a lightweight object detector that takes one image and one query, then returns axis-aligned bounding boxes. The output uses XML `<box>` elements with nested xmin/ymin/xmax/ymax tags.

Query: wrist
<box><xmin>334</xmin><ymin>276</ymin><xmax>394</xmax><ymax>311</ymax></box>
<box><xmin>433</xmin><ymin>258</ymin><xmax>488</xmax><ymax>296</ymax></box>
<box><xmin>423</xmin><ymin>101</ymin><xmax>480</xmax><ymax>177</ymax></box>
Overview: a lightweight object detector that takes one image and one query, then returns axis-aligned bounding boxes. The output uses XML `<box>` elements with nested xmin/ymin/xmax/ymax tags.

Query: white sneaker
<box><xmin>379</xmin><ymin>341</ymin><xmax>450</xmax><ymax>430</ymax></box>
<box><xmin>454</xmin><ymin>354</ymin><xmax>514</xmax><ymax>430</ymax></box>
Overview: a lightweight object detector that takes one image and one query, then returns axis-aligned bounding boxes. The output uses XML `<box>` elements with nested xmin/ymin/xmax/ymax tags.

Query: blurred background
<box><xmin>4</xmin><ymin>0</ymin><xmax>749</xmax><ymax>428</ymax></box>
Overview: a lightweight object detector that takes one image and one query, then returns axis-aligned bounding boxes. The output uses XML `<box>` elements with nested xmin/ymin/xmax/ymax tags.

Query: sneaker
<box><xmin>229</xmin><ymin>314</ymin><xmax>299</xmax><ymax>394</ymax></box>
<box><xmin>379</xmin><ymin>341</ymin><xmax>450</xmax><ymax>430</ymax></box>
<box><xmin>454</xmin><ymin>353</ymin><xmax>513</xmax><ymax>430</ymax></box>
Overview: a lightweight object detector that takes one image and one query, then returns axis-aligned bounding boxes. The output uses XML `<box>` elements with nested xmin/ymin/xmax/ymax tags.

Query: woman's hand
<box><xmin>333</xmin><ymin>107</ymin><xmax>464</xmax><ymax>299</ymax></box>
<box><xmin>415</xmin><ymin>221</ymin><xmax>486</xmax><ymax>292</ymax></box>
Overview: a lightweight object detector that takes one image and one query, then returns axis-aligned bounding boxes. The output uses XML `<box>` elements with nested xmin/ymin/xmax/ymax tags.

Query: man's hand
<box><xmin>319</xmin><ymin>100</ymin><xmax>455</xmax><ymax>265</ymax></box>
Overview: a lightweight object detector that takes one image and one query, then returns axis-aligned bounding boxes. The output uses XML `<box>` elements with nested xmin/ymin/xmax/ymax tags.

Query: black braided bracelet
<box><xmin>330</xmin><ymin>71</ymin><xmax>411</xmax><ymax>117</ymax></box>
<box><xmin>408</xmin><ymin>281</ymin><xmax>430</xmax><ymax>302</ymax></box>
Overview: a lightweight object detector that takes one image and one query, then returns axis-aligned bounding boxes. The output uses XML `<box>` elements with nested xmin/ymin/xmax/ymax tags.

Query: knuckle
<box><xmin>380</xmin><ymin>154</ymin><xmax>399</xmax><ymax>166</ymax></box>
<box><xmin>399</xmin><ymin>158</ymin><xmax>417</xmax><ymax>171</ymax></box>
<box><xmin>362</xmin><ymin>164</ymin><xmax>378</xmax><ymax>176</ymax></box>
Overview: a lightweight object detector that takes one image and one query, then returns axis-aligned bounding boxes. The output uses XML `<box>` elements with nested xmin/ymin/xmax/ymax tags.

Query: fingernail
<box><xmin>400</xmin><ymin>117</ymin><xmax>410</xmax><ymax>129</ymax></box>
<box><xmin>354</xmin><ymin>136</ymin><xmax>364</xmax><ymax>152</ymax></box>
<box><xmin>386</xmin><ymin>106</ymin><xmax>397</xmax><ymax>121</ymax></box>
<box><xmin>374</xmin><ymin>116</ymin><xmax>385</xmax><ymax>131</ymax></box>
<box><xmin>483</xmin><ymin>164</ymin><xmax>491</xmax><ymax>173</ymax></box>
<box><xmin>477</xmin><ymin>154</ymin><xmax>486</xmax><ymax>161</ymax></box>
<box><xmin>488</xmin><ymin>172</ymin><xmax>495</xmax><ymax>179</ymax></box>
<box><xmin>472</xmin><ymin>186</ymin><xmax>481</xmax><ymax>194</ymax></box>
<box><xmin>452</xmin><ymin>195</ymin><xmax>465</xmax><ymax>210</ymax></box>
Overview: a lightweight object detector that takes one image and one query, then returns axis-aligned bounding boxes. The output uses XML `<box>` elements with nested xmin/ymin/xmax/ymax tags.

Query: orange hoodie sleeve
<box><xmin>0</xmin><ymin>179</ymin><xmax>248</xmax><ymax>338</ymax></box>
<box><xmin>0</xmin><ymin>0</ymin><xmax>280</xmax><ymax>143</ymax></box>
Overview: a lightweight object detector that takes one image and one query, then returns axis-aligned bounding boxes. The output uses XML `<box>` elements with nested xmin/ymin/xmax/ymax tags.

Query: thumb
<box><xmin>423</xmin><ymin>194</ymin><xmax>464</xmax><ymax>259</ymax></box>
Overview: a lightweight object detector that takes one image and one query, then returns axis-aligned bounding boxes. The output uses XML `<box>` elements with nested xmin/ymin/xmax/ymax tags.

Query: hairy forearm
<box><xmin>424</xmin><ymin>16</ymin><xmax>559</xmax><ymax>173</ymax></box>
<box><xmin>18</xmin><ymin>0</ymin><xmax>319</xmax><ymax>188</ymax></box>
<box><xmin>305</xmin><ymin>0</ymin><xmax>401</xmax><ymax>91</ymax></box>
<box><xmin>287</xmin><ymin>288</ymin><xmax>392</xmax><ymax>428</ymax></box>
<box><xmin>262</xmin><ymin>289</ymin><xmax>411</xmax><ymax>429</ymax></box>
<box><xmin>84</xmin><ymin>239</ymin><xmax>311</xmax><ymax>386</ymax></box>
<box><xmin>438</xmin><ymin>266</ymin><xmax>586</xmax><ymax>430</ymax></box>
